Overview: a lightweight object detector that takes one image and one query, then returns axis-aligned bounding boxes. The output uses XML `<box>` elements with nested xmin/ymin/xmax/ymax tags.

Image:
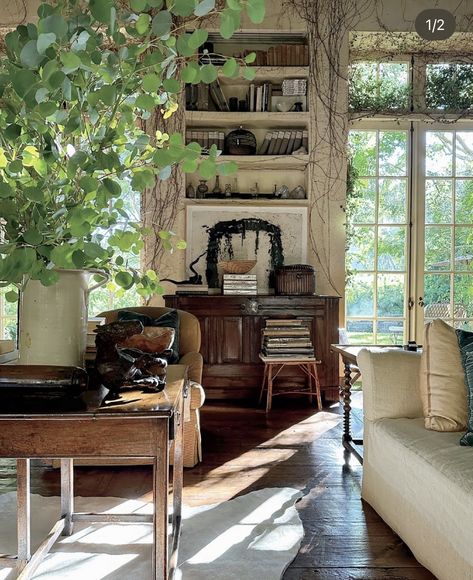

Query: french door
<box><xmin>347</xmin><ymin>121</ymin><xmax>473</xmax><ymax>343</ymax></box>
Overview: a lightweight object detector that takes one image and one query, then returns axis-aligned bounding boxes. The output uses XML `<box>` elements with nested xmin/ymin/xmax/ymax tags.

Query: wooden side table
<box><xmin>0</xmin><ymin>365</ymin><xmax>187</xmax><ymax>580</ymax></box>
<box><xmin>258</xmin><ymin>355</ymin><xmax>322</xmax><ymax>412</ymax></box>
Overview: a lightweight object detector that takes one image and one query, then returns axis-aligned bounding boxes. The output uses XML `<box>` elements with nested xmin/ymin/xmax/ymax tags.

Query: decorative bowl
<box><xmin>218</xmin><ymin>260</ymin><xmax>257</xmax><ymax>274</ymax></box>
<box><xmin>119</xmin><ymin>327</ymin><xmax>175</xmax><ymax>353</ymax></box>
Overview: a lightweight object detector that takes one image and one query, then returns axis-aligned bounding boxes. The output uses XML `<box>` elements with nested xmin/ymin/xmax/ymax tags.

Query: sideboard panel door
<box><xmin>165</xmin><ymin>294</ymin><xmax>340</xmax><ymax>401</ymax></box>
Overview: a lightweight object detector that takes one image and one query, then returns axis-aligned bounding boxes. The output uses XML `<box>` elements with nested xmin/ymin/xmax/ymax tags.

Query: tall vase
<box><xmin>18</xmin><ymin>269</ymin><xmax>108</xmax><ymax>366</ymax></box>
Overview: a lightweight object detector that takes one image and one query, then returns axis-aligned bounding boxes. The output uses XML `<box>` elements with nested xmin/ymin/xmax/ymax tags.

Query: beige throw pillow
<box><xmin>420</xmin><ymin>319</ymin><xmax>468</xmax><ymax>431</ymax></box>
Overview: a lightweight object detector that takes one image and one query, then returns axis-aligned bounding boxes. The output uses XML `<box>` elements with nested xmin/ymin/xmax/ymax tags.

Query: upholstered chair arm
<box><xmin>179</xmin><ymin>351</ymin><xmax>203</xmax><ymax>385</ymax></box>
<box><xmin>357</xmin><ymin>348</ymin><xmax>423</xmax><ymax>422</ymax></box>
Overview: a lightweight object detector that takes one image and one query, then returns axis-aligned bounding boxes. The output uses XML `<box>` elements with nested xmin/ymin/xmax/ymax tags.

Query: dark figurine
<box><xmin>94</xmin><ymin>320</ymin><xmax>168</xmax><ymax>399</ymax></box>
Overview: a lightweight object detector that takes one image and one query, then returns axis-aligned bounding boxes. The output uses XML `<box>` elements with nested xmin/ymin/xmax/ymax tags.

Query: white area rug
<box><xmin>0</xmin><ymin>487</ymin><xmax>303</xmax><ymax>579</ymax></box>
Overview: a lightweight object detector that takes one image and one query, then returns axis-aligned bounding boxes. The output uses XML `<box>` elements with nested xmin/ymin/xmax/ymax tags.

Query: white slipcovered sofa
<box><xmin>358</xmin><ymin>348</ymin><xmax>473</xmax><ymax>580</ymax></box>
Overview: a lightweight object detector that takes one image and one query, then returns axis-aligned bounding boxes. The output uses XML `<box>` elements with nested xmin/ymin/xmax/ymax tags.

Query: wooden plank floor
<box><xmin>0</xmin><ymin>397</ymin><xmax>435</xmax><ymax>579</ymax></box>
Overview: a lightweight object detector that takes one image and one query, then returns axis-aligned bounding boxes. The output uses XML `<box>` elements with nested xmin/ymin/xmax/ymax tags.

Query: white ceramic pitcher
<box><xmin>18</xmin><ymin>269</ymin><xmax>108</xmax><ymax>366</ymax></box>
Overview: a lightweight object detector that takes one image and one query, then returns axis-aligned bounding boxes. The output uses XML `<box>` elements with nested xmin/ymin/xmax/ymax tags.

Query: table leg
<box><xmin>170</xmin><ymin>399</ymin><xmax>184</xmax><ymax>576</ymax></box>
<box><xmin>311</xmin><ymin>363</ymin><xmax>323</xmax><ymax>411</ymax></box>
<box><xmin>342</xmin><ymin>361</ymin><xmax>353</xmax><ymax>443</ymax></box>
<box><xmin>259</xmin><ymin>364</ymin><xmax>268</xmax><ymax>405</ymax></box>
<box><xmin>153</xmin><ymin>428</ymin><xmax>169</xmax><ymax>579</ymax></box>
<box><xmin>266</xmin><ymin>364</ymin><xmax>273</xmax><ymax>413</ymax></box>
<box><xmin>16</xmin><ymin>458</ymin><xmax>30</xmax><ymax>572</ymax></box>
<box><xmin>60</xmin><ymin>459</ymin><xmax>74</xmax><ymax>536</ymax></box>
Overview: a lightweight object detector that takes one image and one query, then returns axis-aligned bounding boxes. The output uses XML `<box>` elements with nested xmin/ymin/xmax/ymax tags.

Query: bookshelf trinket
<box><xmin>196</xmin><ymin>180</ymin><xmax>209</xmax><ymax>199</ymax></box>
<box><xmin>225</xmin><ymin>127</ymin><xmax>257</xmax><ymax>155</ymax></box>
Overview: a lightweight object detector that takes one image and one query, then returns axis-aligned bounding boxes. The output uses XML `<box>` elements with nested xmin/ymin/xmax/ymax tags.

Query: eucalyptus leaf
<box><xmin>194</xmin><ymin>0</ymin><xmax>215</xmax><ymax>16</ymax></box>
<box><xmin>38</xmin><ymin>14</ymin><xmax>68</xmax><ymax>38</ymax></box>
<box><xmin>247</xmin><ymin>0</ymin><xmax>265</xmax><ymax>23</ymax></box>
<box><xmin>173</xmin><ymin>0</ymin><xmax>196</xmax><ymax>17</ymax></box>
<box><xmin>136</xmin><ymin>13</ymin><xmax>151</xmax><ymax>35</ymax></box>
<box><xmin>20</xmin><ymin>40</ymin><xmax>44</xmax><ymax>68</ymax></box>
<box><xmin>200</xmin><ymin>63</ymin><xmax>218</xmax><ymax>84</ymax></box>
<box><xmin>152</xmin><ymin>11</ymin><xmax>172</xmax><ymax>38</ymax></box>
<box><xmin>37</xmin><ymin>32</ymin><xmax>56</xmax><ymax>54</ymax></box>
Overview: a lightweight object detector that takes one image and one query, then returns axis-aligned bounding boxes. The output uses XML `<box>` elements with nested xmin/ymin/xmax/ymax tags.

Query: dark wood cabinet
<box><xmin>164</xmin><ymin>294</ymin><xmax>340</xmax><ymax>401</ymax></box>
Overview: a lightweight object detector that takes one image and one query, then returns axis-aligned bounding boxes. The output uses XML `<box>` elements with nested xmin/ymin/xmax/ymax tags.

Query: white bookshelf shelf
<box><xmin>214</xmin><ymin>154</ymin><xmax>309</xmax><ymax>170</ymax></box>
<box><xmin>186</xmin><ymin>111</ymin><xmax>309</xmax><ymax>128</ymax></box>
<box><xmin>185</xmin><ymin>198</ymin><xmax>309</xmax><ymax>206</ymax></box>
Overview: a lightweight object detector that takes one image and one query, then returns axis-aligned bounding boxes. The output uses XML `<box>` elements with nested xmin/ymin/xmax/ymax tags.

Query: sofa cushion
<box><xmin>118</xmin><ymin>309</ymin><xmax>180</xmax><ymax>363</ymax></box>
<box><xmin>419</xmin><ymin>319</ymin><xmax>468</xmax><ymax>431</ymax></box>
<box><xmin>456</xmin><ymin>329</ymin><xmax>473</xmax><ymax>446</ymax></box>
<box><xmin>364</xmin><ymin>418</ymin><xmax>473</xmax><ymax>576</ymax></box>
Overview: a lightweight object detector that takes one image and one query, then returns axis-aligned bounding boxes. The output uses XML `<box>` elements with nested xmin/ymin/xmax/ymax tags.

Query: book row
<box><xmin>234</xmin><ymin>45</ymin><xmax>309</xmax><ymax>67</ymax></box>
<box><xmin>185</xmin><ymin>130</ymin><xmax>225</xmax><ymax>151</ymax></box>
<box><xmin>259</xmin><ymin>130</ymin><xmax>308</xmax><ymax>155</ymax></box>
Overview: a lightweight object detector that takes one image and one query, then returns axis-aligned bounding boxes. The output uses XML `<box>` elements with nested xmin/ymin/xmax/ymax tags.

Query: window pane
<box><xmin>377</xmin><ymin>226</ymin><xmax>406</xmax><ymax>271</ymax></box>
<box><xmin>377</xmin><ymin>274</ymin><xmax>405</xmax><ymax>317</ymax></box>
<box><xmin>425</xmin><ymin>179</ymin><xmax>452</xmax><ymax>223</ymax></box>
<box><xmin>349</xmin><ymin>131</ymin><xmax>377</xmax><ymax>176</ymax></box>
<box><xmin>456</xmin><ymin>132</ymin><xmax>473</xmax><ymax>177</ymax></box>
<box><xmin>378</xmin><ymin>179</ymin><xmax>406</xmax><ymax>223</ymax></box>
<box><xmin>348</xmin><ymin>61</ymin><xmax>409</xmax><ymax>111</ymax></box>
<box><xmin>2</xmin><ymin>318</ymin><xmax>17</xmax><ymax>341</ymax></box>
<box><xmin>346</xmin><ymin>319</ymin><xmax>374</xmax><ymax>344</ymax></box>
<box><xmin>426</xmin><ymin>64</ymin><xmax>473</xmax><ymax>111</ymax></box>
<box><xmin>424</xmin><ymin>274</ymin><xmax>451</xmax><ymax>312</ymax></box>
<box><xmin>426</xmin><ymin>132</ymin><xmax>453</xmax><ymax>176</ymax></box>
<box><xmin>351</xmin><ymin>178</ymin><xmax>376</xmax><ymax>223</ymax></box>
<box><xmin>88</xmin><ymin>285</ymin><xmax>142</xmax><ymax>317</ymax></box>
<box><xmin>346</xmin><ymin>273</ymin><xmax>374</xmax><ymax>317</ymax></box>
<box><xmin>376</xmin><ymin>320</ymin><xmax>404</xmax><ymax>344</ymax></box>
<box><xmin>455</xmin><ymin>180</ymin><xmax>473</xmax><ymax>223</ymax></box>
<box><xmin>425</xmin><ymin>226</ymin><xmax>451</xmax><ymax>271</ymax></box>
<box><xmin>346</xmin><ymin>226</ymin><xmax>375</xmax><ymax>271</ymax></box>
<box><xmin>454</xmin><ymin>227</ymin><xmax>473</xmax><ymax>271</ymax></box>
<box><xmin>453</xmin><ymin>275</ymin><xmax>473</xmax><ymax>318</ymax></box>
<box><xmin>379</xmin><ymin>131</ymin><xmax>407</xmax><ymax>176</ymax></box>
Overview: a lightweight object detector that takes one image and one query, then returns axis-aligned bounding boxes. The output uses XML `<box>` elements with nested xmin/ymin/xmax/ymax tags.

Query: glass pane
<box><xmin>378</xmin><ymin>179</ymin><xmax>407</xmax><ymax>223</ymax></box>
<box><xmin>424</xmin><ymin>274</ymin><xmax>451</xmax><ymax>316</ymax></box>
<box><xmin>426</xmin><ymin>131</ymin><xmax>453</xmax><ymax>177</ymax></box>
<box><xmin>346</xmin><ymin>226</ymin><xmax>375</xmax><ymax>271</ymax></box>
<box><xmin>377</xmin><ymin>226</ymin><xmax>406</xmax><ymax>271</ymax></box>
<box><xmin>377</xmin><ymin>273</ymin><xmax>405</xmax><ymax>317</ymax></box>
<box><xmin>376</xmin><ymin>320</ymin><xmax>404</xmax><ymax>344</ymax></box>
<box><xmin>1</xmin><ymin>318</ymin><xmax>17</xmax><ymax>341</ymax></box>
<box><xmin>349</xmin><ymin>131</ymin><xmax>377</xmax><ymax>176</ymax></box>
<box><xmin>346</xmin><ymin>319</ymin><xmax>374</xmax><ymax>344</ymax></box>
<box><xmin>426</xmin><ymin>64</ymin><xmax>473</xmax><ymax>111</ymax></box>
<box><xmin>455</xmin><ymin>320</ymin><xmax>473</xmax><ymax>331</ymax></box>
<box><xmin>379</xmin><ymin>131</ymin><xmax>407</xmax><ymax>176</ymax></box>
<box><xmin>346</xmin><ymin>273</ymin><xmax>374</xmax><ymax>317</ymax></box>
<box><xmin>454</xmin><ymin>227</ymin><xmax>473</xmax><ymax>271</ymax></box>
<box><xmin>425</xmin><ymin>226</ymin><xmax>452</xmax><ymax>271</ymax></box>
<box><xmin>88</xmin><ymin>285</ymin><xmax>142</xmax><ymax>317</ymax></box>
<box><xmin>349</xmin><ymin>62</ymin><xmax>409</xmax><ymax>111</ymax></box>
<box><xmin>453</xmin><ymin>275</ymin><xmax>473</xmax><ymax>318</ymax></box>
<box><xmin>425</xmin><ymin>179</ymin><xmax>452</xmax><ymax>224</ymax></box>
<box><xmin>455</xmin><ymin>133</ymin><xmax>473</xmax><ymax>176</ymax></box>
<box><xmin>351</xmin><ymin>178</ymin><xmax>376</xmax><ymax>223</ymax></box>
<box><xmin>455</xmin><ymin>180</ymin><xmax>473</xmax><ymax>223</ymax></box>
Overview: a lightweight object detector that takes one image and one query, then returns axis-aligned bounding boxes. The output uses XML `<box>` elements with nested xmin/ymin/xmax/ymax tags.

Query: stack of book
<box><xmin>258</xmin><ymin>129</ymin><xmax>308</xmax><ymax>155</ymax></box>
<box><xmin>86</xmin><ymin>316</ymin><xmax>105</xmax><ymax>356</ymax></box>
<box><xmin>223</xmin><ymin>274</ymin><xmax>257</xmax><ymax>295</ymax></box>
<box><xmin>262</xmin><ymin>319</ymin><xmax>315</xmax><ymax>358</ymax></box>
<box><xmin>235</xmin><ymin>45</ymin><xmax>309</xmax><ymax>66</ymax></box>
<box><xmin>186</xmin><ymin>130</ymin><xmax>225</xmax><ymax>152</ymax></box>
<box><xmin>248</xmin><ymin>82</ymin><xmax>272</xmax><ymax>112</ymax></box>
<box><xmin>175</xmin><ymin>284</ymin><xmax>209</xmax><ymax>295</ymax></box>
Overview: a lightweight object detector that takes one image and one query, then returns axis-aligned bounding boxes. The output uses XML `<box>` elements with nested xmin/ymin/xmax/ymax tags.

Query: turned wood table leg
<box><xmin>61</xmin><ymin>459</ymin><xmax>74</xmax><ymax>536</ymax></box>
<box><xmin>342</xmin><ymin>361</ymin><xmax>353</xmax><ymax>443</ymax></box>
<box><xmin>16</xmin><ymin>458</ymin><xmax>31</xmax><ymax>572</ymax></box>
<box><xmin>259</xmin><ymin>364</ymin><xmax>268</xmax><ymax>405</ymax></box>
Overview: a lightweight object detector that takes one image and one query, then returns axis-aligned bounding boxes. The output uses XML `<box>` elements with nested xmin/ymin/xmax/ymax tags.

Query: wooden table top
<box><xmin>0</xmin><ymin>364</ymin><xmax>187</xmax><ymax>419</ymax></box>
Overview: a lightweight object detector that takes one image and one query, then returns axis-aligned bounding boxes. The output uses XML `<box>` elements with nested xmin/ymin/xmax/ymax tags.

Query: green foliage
<box><xmin>426</xmin><ymin>64</ymin><xmax>473</xmax><ymax>111</ymax></box>
<box><xmin>0</xmin><ymin>0</ymin><xmax>266</xmax><ymax>299</ymax></box>
<box><xmin>349</xmin><ymin>61</ymin><xmax>410</xmax><ymax>112</ymax></box>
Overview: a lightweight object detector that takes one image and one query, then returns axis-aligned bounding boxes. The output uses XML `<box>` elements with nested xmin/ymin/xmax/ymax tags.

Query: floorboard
<box><xmin>0</xmin><ymin>395</ymin><xmax>435</xmax><ymax>579</ymax></box>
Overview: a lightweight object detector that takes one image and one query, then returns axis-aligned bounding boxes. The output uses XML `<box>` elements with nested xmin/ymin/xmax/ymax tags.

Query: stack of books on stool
<box><xmin>262</xmin><ymin>319</ymin><xmax>315</xmax><ymax>358</ymax></box>
<box><xmin>223</xmin><ymin>274</ymin><xmax>257</xmax><ymax>295</ymax></box>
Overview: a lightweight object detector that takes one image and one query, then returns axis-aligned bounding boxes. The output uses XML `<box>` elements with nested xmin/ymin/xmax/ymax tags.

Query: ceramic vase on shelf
<box><xmin>212</xmin><ymin>175</ymin><xmax>222</xmax><ymax>194</ymax></box>
<box><xmin>196</xmin><ymin>180</ymin><xmax>209</xmax><ymax>199</ymax></box>
<box><xmin>18</xmin><ymin>269</ymin><xmax>108</xmax><ymax>366</ymax></box>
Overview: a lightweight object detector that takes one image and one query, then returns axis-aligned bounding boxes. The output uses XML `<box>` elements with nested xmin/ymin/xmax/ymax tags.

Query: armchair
<box><xmin>99</xmin><ymin>307</ymin><xmax>205</xmax><ymax>468</ymax></box>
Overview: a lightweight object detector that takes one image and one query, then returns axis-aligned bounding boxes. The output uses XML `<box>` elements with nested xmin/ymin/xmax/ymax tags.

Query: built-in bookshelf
<box><xmin>184</xmin><ymin>31</ymin><xmax>310</xmax><ymax>204</ymax></box>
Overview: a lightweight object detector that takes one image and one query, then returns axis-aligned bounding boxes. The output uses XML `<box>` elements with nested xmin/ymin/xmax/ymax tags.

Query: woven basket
<box><xmin>218</xmin><ymin>260</ymin><xmax>256</xmax><ymax>274</ymax></box>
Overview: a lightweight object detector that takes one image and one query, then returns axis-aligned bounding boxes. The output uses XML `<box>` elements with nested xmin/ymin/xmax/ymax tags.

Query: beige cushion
<box><xmin>419</xmin><ymin>319</ymin><xmax>468</xmax><ymax>431</ymax></box>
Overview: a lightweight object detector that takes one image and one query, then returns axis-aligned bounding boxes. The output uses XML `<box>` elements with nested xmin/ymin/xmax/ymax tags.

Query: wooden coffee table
<box><xmin>0</xmin><ymin>364</ymin><xmax>188</xmax><ymax>580</ymax></box>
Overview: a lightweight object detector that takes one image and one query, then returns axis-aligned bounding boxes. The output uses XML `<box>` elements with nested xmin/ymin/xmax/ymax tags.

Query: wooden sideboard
<box><xmin>165</xmin><ymin>294</ymin><xmax>340</xmax><ymax>401</ymax></box>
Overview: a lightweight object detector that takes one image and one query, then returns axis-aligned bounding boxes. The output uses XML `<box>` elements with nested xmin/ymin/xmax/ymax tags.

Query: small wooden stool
<box><xmin>258</xmin><ymin>355</ymin><xmax>323</xmax><ymax>412</ymax></box>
